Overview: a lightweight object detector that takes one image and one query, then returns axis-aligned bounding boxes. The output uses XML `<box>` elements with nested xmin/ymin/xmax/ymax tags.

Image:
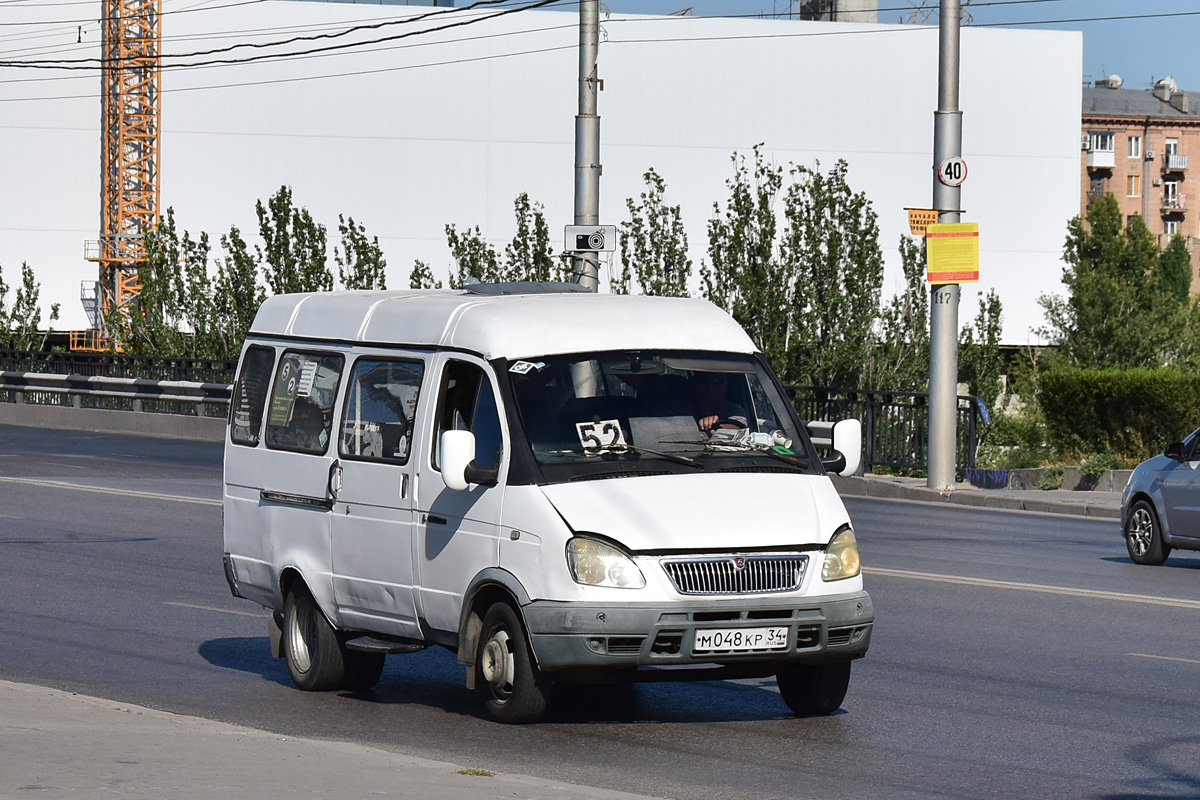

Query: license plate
<box><xmin>693</xmin><ymin>626</ymin><xmax>789</xmax><ymax>654</ymax></box>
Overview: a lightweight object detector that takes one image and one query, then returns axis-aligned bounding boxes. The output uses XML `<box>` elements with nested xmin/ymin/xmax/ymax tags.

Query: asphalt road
<box><xmin>2</xmin><ymin>424</ymin><xmax>1200</xmax><ymax>800</ymax></box>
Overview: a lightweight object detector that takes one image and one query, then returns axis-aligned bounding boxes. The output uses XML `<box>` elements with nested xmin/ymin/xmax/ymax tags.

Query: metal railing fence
<box><xmin>788</xmin><ymin>386</ymin><xmax>985</xmax><ymax>474</ymax></box>
<box><xmin>0</xmin><ymin>371</ymin><xmax>232</xmax><ymax>417</ymax></box>
<box><xmin>0</xmin><ymin>353</ymin><xmax>985</xmax><ymax>473</ymax></box>
<box><xmin>0</xmin><ymin>349</ymin><xmax>237</xmax><ymax>384</ymax></box>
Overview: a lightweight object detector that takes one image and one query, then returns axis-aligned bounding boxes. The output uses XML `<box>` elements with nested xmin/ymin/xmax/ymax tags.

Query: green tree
<box><xmin>958</xmin><ymin>288</ymin><xmax>1005</xmax><ymax>413</ymax></box>
<box><xmin>409</xmin><ymin>259</ymin><xmax>443</xmax><ymax>289</ymax></box>
<box><xmin>701</xmin><ymin>145</ymin><xmax>789</xmax><ymax>371</ymax></box>
<box><xmin>257</xmin><ymin>186</ymin><xmax>331</xmax><ymax>295</ymax></box>
<box><xmin>445</xmin><ymin>224</ymin><xmax>501</xmax><ymax>288</ymax></box>
<box><xmin>1040</xmin><ymin>196</ymin><xmax>1184</xmax><ymax>368</ymax></box>
<box><xmin>214</xmin><ymin>225</ymin><xmax>266</xmax><ymax>358</ymax></box>
<box><xmin>502</xmin><ymin>193</ymin><xmax>559</xmax><ymax>282</ymax></box>
<box><xmin>335</xmin><ymin>215</ymin><xmax>387</xmax><ymax>290</ymax></box>
<box><xmin>781</xmin><ymin>159</ymin><xmax>884</xmax><ymax>388</ymax></box>
<box><xmin>865</xmin><ymin>236</ymin><xmax>929</xmax><ymax>391</ymax></box>
<box><xmin>123</xmin><ymin>208</ymin><xmax>189</xmax><ymax>355</ymax></box>
<box><xmin>616</xmin><ymin>168</ymin><xmax>692</xmax><ymax>296</ymax></box>
<box><xmin>0</xmin><ymin>261</ymin><xmax>60</xmax><ymax>351</ymax></box>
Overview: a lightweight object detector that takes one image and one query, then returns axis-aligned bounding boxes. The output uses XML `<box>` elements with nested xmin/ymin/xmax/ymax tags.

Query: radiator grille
<box><xmin>661</xmin><ymin>554</ymin><xmax>809</xmax><ymax>595</ymax></box>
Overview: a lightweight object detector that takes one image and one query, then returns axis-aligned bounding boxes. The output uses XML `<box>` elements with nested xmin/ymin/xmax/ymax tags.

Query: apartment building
<box><xmin>1082</xmin><ymin>75</ymin><xmax>1200</xmax><ymax>286</ymax></box>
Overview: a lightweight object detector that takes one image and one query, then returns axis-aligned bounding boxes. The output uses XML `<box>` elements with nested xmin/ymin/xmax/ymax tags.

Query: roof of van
<box><xmin>249</xmin><ymin>287</ymin><xmax>760</xmax><ymax>359</ymax></box>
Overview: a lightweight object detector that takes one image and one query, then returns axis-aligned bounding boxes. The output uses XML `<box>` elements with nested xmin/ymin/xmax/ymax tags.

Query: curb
<box><xmin>831</xmin><ymin>475</ymin><xmax>1122</xmax><ymax>520</ymax></box>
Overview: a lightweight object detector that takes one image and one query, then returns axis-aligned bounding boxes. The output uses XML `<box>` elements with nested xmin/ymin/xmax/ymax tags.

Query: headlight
<box><xmin>822</xmin><ymin>528</ymin><xmax>861</xmax><ymax>581</ymax></box>
<box><xmin>566</xmin><ymin>537</ymin><xmax>646</xmax><ymax>589</ymax></box>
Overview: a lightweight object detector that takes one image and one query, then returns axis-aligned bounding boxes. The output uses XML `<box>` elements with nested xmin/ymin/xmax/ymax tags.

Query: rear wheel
<box><xmin>476</xmin><ymin>603</ymin><xmax>552</xmax><ymax>724</ymax></box>
<box><xmin>283</xmin><ymin>584</ymin><xmax>345</xmax><ymax>691</ymax></box>
<box><xmin>1125</xmin><ymin>499</ymin><xmax>1170</xmax><ymax>565</ymax></box>
<box><xmin>776</xmin><ymin>661</ymin><xmax>851</xmax><ymax>717</ymax></box>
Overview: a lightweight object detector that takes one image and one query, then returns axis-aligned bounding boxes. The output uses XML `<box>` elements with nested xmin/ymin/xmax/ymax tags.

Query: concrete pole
<box><xmin>574</xmin><ymin>0</ymin><xmax>601</xmax><ymax>291</ymax></box>
<box><xmin>927</xmin><ymin>0</ymin><xmax>962</xmax><ymax>491</ymax></box>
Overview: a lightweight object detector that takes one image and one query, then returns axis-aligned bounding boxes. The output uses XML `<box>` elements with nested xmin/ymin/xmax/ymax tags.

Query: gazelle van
<box><xmin>222</xmin><ymin>283</ymin><xmax>872</xmax><ymax>723</ymax></box>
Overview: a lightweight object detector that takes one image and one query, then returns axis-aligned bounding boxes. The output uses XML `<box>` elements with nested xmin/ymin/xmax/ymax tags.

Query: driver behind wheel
<box><xmin>690</xmin><ymin>372</ymin><xmax>749</xmax><ymax>432</ymax></box>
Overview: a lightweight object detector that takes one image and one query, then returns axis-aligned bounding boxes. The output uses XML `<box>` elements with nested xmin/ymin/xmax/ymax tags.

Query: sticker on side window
<box><xmin>296</xmin><ymin>361</ymin><xmax>319</xmax><ymax>397</ymax></box>
<box><xmin>576</xmin><ymin>419</ymin><xmax>627</xmax><ymax>452</ymax></box>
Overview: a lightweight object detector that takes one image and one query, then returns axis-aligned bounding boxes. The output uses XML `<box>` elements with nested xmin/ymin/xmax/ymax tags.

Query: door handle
<box><xmin>328</xmin><ymin>459</ymin><xmax>342</xmax><ymax>500</ymax></box>
<box><xmin>427</xmin><ymin>514</ymin><xmax>448</xmax><ymax>526</ymax></box>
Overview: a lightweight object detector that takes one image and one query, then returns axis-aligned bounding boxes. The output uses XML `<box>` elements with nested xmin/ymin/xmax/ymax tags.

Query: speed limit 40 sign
<box><xmin>937</xmin><ymin>157</ymin><xmax>968</xmax><ymax>187</ymax></box>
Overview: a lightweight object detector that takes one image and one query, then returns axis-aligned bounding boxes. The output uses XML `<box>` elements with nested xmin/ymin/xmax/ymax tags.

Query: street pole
<box><xmin>574</xmin><ymin>0</ymin><xmax>601</xmax><ymax>291</ymax></box>
<box><xmin>927</xmin><ymin>0</ymin><xmax>961</xmax><ymax>491</ymax></box>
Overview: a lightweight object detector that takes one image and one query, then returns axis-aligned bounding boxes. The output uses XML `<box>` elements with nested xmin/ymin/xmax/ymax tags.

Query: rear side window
<box><xmin>230</xmin><ymin>346</ymin><xmax>275</xmax><ymax>446</ymax></box>
<box><xmin>432</xmin><ymin>360</ymin><xmax>502</xmax><ymax>471</ymax></box>
<box><xmin>340</xmin><ymin>358</ymin><xmax>425</xmax><ymax>465</ymax></box>
<box><xmin>265</xmin><ymin>351</ymin><xmax>344</xmax><ymax>454</ymax></box>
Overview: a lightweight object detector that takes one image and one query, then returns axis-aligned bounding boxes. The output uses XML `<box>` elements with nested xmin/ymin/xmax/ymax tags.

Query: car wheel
<box><xmin>1125</xmin><ymin>499</ymin><xmax>1171</xmax><ymax>565</ymax></box>
<box><xmin>340</xmin><ymin>651</ymin><xmax>386</xmax><ymax>692</ymax></box>
<box><xmin>476</xmin><ymin>602</ymin><xmax>552</xmax><ymax>724</ymax></box>
<box><xmin>284</xmin><ymin>584</ymin><xmax>345</xmax><ymax>691</ymax></box>
<box><xmin>776</xmin><ymin>661</ymin><xmax>851</xmax><ymax>717</ymax></box>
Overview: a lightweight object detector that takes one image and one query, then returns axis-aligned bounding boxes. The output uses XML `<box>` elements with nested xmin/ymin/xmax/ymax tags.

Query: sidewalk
<box><xmin>832</xmin><ymin>473</ymin><xmax>1123</xmax><ymax>520</ymax></box>
<box><xmin>0</xmin><ymin>681</ymin><xmax>663</xmax><ymax>800</ymax></box>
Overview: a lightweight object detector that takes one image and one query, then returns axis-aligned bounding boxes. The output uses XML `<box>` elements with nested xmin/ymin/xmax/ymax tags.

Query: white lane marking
<box><xmin>165</xmin><ymin>602</ymin><xmax>269</xmax><ymax>618</ymax></box>
<box><xmin>864</xmin><ymin>566</ymin><xmax>1200</xmax><ymax>610</ymax></box>
<box><xmin>1129</xmin><ymin>653</ymin><xmax>1200</xmax><ymax>666</ymax></box>
<box><xmin>0</xmin><ymin>476</ymin><xmax>220</xmax><ymax>507</ymax></box>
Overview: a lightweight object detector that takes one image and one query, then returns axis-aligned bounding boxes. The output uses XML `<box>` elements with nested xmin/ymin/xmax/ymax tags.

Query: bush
<box><xmin>1038</xmin><ymin>368</ymin><xmax>1200</xmax><ymax>463</ymax></box>
<box><xmin>976</xmin><ymin>408</ymin><xmax>1054</xmax><ymax>470</ymax></box>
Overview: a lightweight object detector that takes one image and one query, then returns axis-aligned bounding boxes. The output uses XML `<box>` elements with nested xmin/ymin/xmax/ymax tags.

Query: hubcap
<box><xmin>288</xmin><ymin>604</ymin><xmax>313</xmax><ymax>673</ymax></box>
<box><xmin>1127</xmin><ymin>507</ymin><xmax>1153</xmax><ymax>557</ymax></box>
<box><xmin>481</xmin><ymin>629</ymin><xmax>514</xmax><ymax>698</ymax></box>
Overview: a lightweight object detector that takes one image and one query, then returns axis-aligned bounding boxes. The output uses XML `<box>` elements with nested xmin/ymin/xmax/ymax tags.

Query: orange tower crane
<box><xmin>74</xmin><ymin>0</ymin><xmax>161</xmax><ymax>352</ymax></box>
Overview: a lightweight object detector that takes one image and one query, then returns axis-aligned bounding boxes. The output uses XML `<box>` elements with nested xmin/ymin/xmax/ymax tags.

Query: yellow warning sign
<box><xmin>926</xmin><ymin>222</ymin><xmax>980</xmax><ymax>284</ymax></box>
<box><xmin>906</xmin><ymin>208</ymin><xmax>939</xmax><ymax>237</ymax></box>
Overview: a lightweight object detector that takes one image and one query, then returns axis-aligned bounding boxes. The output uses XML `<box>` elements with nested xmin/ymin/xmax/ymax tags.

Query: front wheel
<box><xmin>283</xmin><ymin>584</ymin><xmax>346</xmax><ymax>691</ymax></box>
<box><xmin>1125</xmin><ymin>499</ymin><xmax>1170</xmax><ymax>565</ymax></box>
<box><xmin>776</xmin><ymin>661</ymin><xmax>851</xmax><ymax>717</ymax></box>
<box><xmin>476</xmin><ymin>603</ymin><xmax>552</xmax><ymax>724</ymax></box>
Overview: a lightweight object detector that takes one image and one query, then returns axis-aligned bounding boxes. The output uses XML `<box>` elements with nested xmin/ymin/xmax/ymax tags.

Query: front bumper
<box><xmin>523</xmin><ymin>590</ymin><xmax>872</xmax><ymax>673</ymax></box>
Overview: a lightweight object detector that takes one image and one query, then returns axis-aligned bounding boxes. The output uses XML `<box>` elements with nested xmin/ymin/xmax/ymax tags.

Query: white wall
<box><xmin>0</xmin><ymin>4</ymin><xmax>1081</xmax><ymax>344</ymax></box>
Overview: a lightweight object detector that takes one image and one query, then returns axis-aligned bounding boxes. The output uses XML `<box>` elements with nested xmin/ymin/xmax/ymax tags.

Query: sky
<box><xmin>591</xmin><ymin>0</ymin><xmax>1200</xmax><ymax>92</ymax></box>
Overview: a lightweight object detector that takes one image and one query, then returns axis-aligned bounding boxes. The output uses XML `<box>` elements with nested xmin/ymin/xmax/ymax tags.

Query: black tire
<box><xmin>283</xmin><ymin>584</ymin><xmax>346</xmax><ymax>691</ymax></box>
<box><xmin>776</xmin><ymin>661</ymin><xmax>851</xmax><ymax>717</ymax></box>
<box><xmin>476</xmin><ymin>603</ymin><xmax>552</xmax><ymax>724</ymax></box>
<box><xmin>1125</xmin><ymin>499</ymin><xmax>1170</xmax><ymax>565</ymax></box>
<box><xmin>340</xmin><ymin>650</ymin><xmax>386</xmax><ymax>692</ymax></box>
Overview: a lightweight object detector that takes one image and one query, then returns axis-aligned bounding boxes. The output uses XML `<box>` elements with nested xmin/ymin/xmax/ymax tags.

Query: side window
<box><xmin>339</xmin><ymin>359</ymin><xmax>424</xmax><ymax>465</ymax></box>
<box><xmin>265</xmin><ymin>351</ymin><xmax>344</xmax><ymax>454</ymax></box>
<box><xmin>433</xmin><ymin>360</ymin><xmax>502</xmax><ymax>471</ymax></box>
<box><xmin>230</xmin><ymin>346</ymin><xmax>275</xmax><ymax>446</ymax></box>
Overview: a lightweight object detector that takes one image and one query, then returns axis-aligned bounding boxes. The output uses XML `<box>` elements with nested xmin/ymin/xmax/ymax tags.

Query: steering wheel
<box><xmin>714</xmin><ymin>417</ymin><xmax>748</xmax><ymax>430</ymax></box>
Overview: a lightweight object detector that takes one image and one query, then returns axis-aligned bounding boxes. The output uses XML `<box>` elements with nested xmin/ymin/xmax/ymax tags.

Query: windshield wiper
<box><xmin>549</xmin><ymin>442</ymin><xmax>703</xmax><ymax>469</ymax></box>
<box><xmin>662</xmin><ymin>435</ymin><xmax>809</xmax><ymax>469</ymax></box>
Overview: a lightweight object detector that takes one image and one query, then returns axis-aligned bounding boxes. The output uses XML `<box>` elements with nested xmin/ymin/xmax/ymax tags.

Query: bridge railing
<box><xmin>0</xmin><ymin>371</ymin><xmax>232</xmax><ymax>417</ymax></box>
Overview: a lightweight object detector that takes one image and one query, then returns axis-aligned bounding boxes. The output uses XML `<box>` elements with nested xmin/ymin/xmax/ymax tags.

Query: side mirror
<box><xmin>439</xmin><ymin>429</ymin><xmax>499</xmax><ymax>491</ymax></box>
<box><xmin>440</xmin><ymin>430</ymin><xmax>475</xmax><ymax>491</ymax></box>
<box><xmin>805</xmin><ymin>418</ymin><xmax>863</xmax><ymax>478</ymax></box>
<box><xmin>830</xmin><ymin>419</ymin><xmax>862</xmax><ymax>477</ymax></box>
<box><xmin>1165</xmin><ymin>441</ymin><xmax>1186</xmax><ymax>461</ymax></box>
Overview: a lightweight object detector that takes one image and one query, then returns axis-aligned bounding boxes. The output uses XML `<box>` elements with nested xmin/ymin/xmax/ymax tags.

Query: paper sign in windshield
<box><xmin>576</xmin><ymin>419</ymin><xmax>627</xmax><ymax>452</ymax></box>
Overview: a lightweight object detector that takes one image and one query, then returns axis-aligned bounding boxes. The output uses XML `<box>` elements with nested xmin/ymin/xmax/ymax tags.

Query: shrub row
<box><xmin>1038</xmin><ymin>368</ymin><xmax>1200</xmax><ymax>462</ymax></box>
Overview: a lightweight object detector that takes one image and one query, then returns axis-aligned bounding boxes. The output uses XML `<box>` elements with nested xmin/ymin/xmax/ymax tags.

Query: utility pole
<box><xmin>573</xmin><ymin>0</ymin><xmax>601</xmax><ymax>291</ymax></box>
<box><xmin>927</xmin><ymin>0</ymin><xmax>961</xmax><ymax>490</ymax></box>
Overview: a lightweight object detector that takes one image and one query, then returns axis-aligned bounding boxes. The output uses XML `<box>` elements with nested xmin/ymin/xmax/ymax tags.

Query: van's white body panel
<box><xmin>539</xmin><ymin>473</ymin><xmax>849</xmax><ymax>553</ymax></box>
<box><xmin>222</xmin><ymin>288</ymin><xmax>873</xmax><ymax>703</ymax></box>
<box><xmin>248</xmin><ymin>290</ymin><xmax>757</xmax><ymax>359</ymax></box>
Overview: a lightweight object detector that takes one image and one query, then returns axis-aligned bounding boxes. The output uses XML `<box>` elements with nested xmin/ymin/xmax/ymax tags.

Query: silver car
<box><xmin>1122</xmin><ymin>427</ymin><xmax>1200</xmax><ymax>565</ymax></box>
